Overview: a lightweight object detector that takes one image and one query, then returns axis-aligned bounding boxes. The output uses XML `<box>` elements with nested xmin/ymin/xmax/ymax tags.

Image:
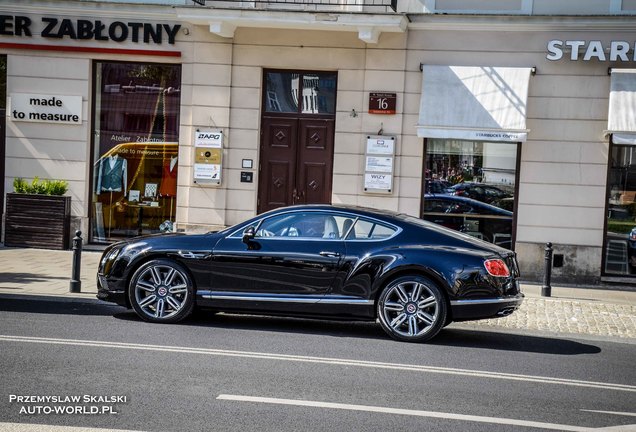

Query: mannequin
<box><xmin>159</xmin><ymin>155</ymin><xmax>178</xmax><ymax>221</ymax></box>
<box><xmin>96</xmin><ymin>154</ymin><xmax>128</xmax><ymax>195</ymax></box>
<box><xmin>96</xmin><ymin>154</ymin><xmax>128</xmax><ymax>237</ymax></box>
<box><xmin>159</xmin><ymin>155</ymin><xmax>177</xmax><ymax>197</ymax></box>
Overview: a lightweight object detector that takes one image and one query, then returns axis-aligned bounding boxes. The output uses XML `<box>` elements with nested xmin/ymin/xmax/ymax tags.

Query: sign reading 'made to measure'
<box><xmin>10</xmin><ymin>93</ymin><xmax>82</xmax><ymax>125</ymax></box>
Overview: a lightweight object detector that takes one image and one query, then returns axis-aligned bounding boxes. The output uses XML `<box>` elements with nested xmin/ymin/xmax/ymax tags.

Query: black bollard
<box><xmin>541</xmin><ymin>242</ymin><xmax>553</xmax><ymax>297</ymax></box>
<box><xmin>69</xmin><ymin>230</ymin><xmax>83</xmax><ymax>293</ymax></box>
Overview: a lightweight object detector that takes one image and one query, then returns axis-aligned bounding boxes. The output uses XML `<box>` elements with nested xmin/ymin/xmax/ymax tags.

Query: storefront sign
<box><xmin>9</xmin><ymin>93</ymin><xmax>82</xmax><ymax>124</ymax></box>
<box><xmin>473</xmin><ymin>131</ymin><xmax>527</xmax><ymax>142</ymax></box>
<box><xmin>364</xmin><ymin>174</ymin><xmax>392</xmax><ymax>191</ymax></box>
<box><xmin>547</xmin><ymin>40</ymin><xmax>636</xmax><ymax>62</ymax></box>
<box><xmin>193</xmin><ymin>130</ymin><xmax>223</xmax><ymax>183</ymax></box>
<box><xmin>194</xmin><ymin>164</ymin><xmax>221</xmax><ymax>181</ymax></box>
<box><xmin>194</xmin><ymin>131</ymin><xmax>223</xmax><ymax>148</ymax></box>
<box><xmin>366</xmin><ymin>137</ymin><xmax>394</xmax><ymax>154</ymax></box>
<box><xmin>365</xmin><ymin>156</ymin><xmax>393</xmax><ymax>173</ymax></box>
<box><xmin>369</xmin><ymin>92</ymin><xmax>396</xmax><ymax>114</ymax></box>
<box><xmin>0</xmin><ymin>15</ymin><xmax>180</xmax><ymax>44</ymax></box>
<box><xmin>364</xmin><ymin>136</ymin><xmax>395</xmax><ymax>194</ymax></box>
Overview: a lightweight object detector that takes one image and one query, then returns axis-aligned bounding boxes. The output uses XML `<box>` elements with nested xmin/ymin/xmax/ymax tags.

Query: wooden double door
<box><xmin>258</xmin><ymin>116</ymin><xmax>335</xmax><ymax>214</ymax></box>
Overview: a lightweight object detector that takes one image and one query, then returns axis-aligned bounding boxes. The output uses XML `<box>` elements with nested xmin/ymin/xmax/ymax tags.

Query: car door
<box><xmin>210</xmin><ymin>210</ymin><xmax>347</xmax><ymax>301</ymax></box>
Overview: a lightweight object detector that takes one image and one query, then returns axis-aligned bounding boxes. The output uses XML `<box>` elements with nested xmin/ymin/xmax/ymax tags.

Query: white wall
<box><xmin>217</xmin><ymin>28</ymin><xmax>414</xmax><ymax>226</ymax></box>
<box><xmin>406</xmin><ymin>24</ymin><xmax>636</xmax><ymax>281</ymax></box>
<box><xmin>5</xmin><ymin>55</ymin><xmax>91</xmax><ymax>220</ymax></box>
<box><xmin>423</xmin><ymin>0</ymin><xmax>636</xmax><ymax>15</ymax></box>
<box><xmin>175</xmin><ymin>25</ymin><xmax>234</xmax><ymax>232</ymax></box>
<box><xmin>2</xmin><ymin>1</ymin><xmax>184</xmax><ymax>237</ymax></box>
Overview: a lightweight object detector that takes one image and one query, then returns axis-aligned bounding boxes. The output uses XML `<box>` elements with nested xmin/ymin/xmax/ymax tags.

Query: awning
<box><xmin>417</xmin><ymin>66</ymin><xmax>533</xmax><ymax>142</ymax></box>
<box><xmin>608</xmin><ymin>69</ymin><xmax>636</xmax><ymax>145</ymax></box>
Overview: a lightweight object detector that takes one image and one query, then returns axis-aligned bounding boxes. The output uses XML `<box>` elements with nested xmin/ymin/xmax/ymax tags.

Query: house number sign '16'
<box><xmin>369</xmin><ymin>92</ymin><xmax>397</xmax><ymax>115</ymax></box>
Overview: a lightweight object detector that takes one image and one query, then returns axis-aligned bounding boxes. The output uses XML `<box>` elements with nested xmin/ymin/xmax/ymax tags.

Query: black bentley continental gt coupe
<box><xmin>97</xmin><ymin>205</ymin><xmax>523</xmax><ymax>342</ymax></box>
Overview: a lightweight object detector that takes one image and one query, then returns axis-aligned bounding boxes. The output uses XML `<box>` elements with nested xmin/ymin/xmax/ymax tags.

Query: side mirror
<box><xmin>242</xmin><ymin>226</ymin><xmax>256</xmax><ymax>244</ymax></box>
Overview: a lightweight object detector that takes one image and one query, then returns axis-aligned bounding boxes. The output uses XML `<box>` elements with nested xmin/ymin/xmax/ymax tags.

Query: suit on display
<box><xmin>96</xmin><ymin>155</ymin><xmax>128</xmax><ymax>195</ymax></box>
<box><xmin>159</xmin><ymin>156</ymin><xmax>178</xmax><ymax>197</ymax></box>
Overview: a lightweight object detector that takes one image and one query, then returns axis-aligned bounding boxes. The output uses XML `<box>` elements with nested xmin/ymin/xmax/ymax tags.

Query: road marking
<box><xmin>0</xmin><ymin>423</ymin><xmax>140</xmax><ymax>432</ymax></box>
<box><xmin>581</xmin><ymin>410</ymin><xmax>636</xmax><ymax>417</ymax></box>
<box><xmin>217</xmin><ymin>394</ymin><xmax>597</xmax><ymax>431</ymax></box>
<box><xmin>1</xmin><ymin>334</ymin><xmax>634</xmax><ymax>393</ymax></box>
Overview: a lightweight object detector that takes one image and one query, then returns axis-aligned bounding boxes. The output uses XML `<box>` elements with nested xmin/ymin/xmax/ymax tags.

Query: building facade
<box><xmin>1</xmin><ymin>0</ymin><xmax>635</xmax><ymax>286</ymax></box>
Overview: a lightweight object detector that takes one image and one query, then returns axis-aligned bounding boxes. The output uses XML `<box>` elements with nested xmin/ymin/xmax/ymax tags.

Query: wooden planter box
<box><xmin>4</xmin><ymin>193</ymin><xmax>71</xmax><ymax>250</ymax></box>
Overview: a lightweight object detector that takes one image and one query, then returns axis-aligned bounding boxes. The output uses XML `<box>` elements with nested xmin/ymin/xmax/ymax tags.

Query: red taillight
<box><xmin>484</xmin><ymin>259</ymin><xmax>510</xmax><ymax>277</ymax></box>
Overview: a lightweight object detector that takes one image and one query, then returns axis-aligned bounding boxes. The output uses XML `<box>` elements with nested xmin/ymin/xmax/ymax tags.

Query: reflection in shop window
<box><xmin>264</xmin><ymin>71</ymin><xmax>337</xmax><ymax>115</ymax></box>
<box><xmin>605</xmin><ymin>142</ymin><xmax>636</xmax><ymax>276</ymax></box>
<box><xmin>422</xmin><ymin>139</ymin><xmax>518</xmax><ymax>249</ymax></box>
<box><xmin>91</xmin><ymin>62</ymin><xmax>181</xmax><ymax>243</ymax></box>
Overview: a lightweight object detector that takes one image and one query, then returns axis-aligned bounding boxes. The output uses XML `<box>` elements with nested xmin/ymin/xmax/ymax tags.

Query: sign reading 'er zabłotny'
<box><xmin>0</xmin><ymin>15</ymin><xmax>180</xmax><ymax>45</ymax></box>
<box><xmin>10</xmin><ymin>93</ymin><xmax>82</xmax><ymax>125</ymax></box>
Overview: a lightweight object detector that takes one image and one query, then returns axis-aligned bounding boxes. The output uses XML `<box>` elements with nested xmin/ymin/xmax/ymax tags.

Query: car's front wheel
<box><xmin>377</xmin><ymin>275</ymin><xmax>447</xmax><ymax>342</ymax></box>
<box><xmin>128</xmin><ymin>259</ymin><xmax>195</xmax><ymax>323</ymax></box>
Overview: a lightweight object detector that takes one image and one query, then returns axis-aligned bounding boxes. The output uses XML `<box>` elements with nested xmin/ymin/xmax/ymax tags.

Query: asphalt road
<box><xmin>0</xmin><ymin>297</ymin><xmax>635</xmax><ymax>432</ymax></box>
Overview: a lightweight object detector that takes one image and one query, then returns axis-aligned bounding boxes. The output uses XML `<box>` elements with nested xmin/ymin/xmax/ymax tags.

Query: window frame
<box><xmin>420</xmin><ymin>138</ymin><xmax>522</xmax><ymax>250</ymax></box>
<box><xmin>88</xmin><ymin>59</ymin><xmax>182</xmax><ymax>244</ymax></box>
<box><xmin>601</xmin><ymin>135</ymin><xmax>636</xmax><ymax>278</ymax></box>
<box><xmin>262</xmin><ymin>69</ymin><xmax>338</xmax><ymax>118</ymax></box>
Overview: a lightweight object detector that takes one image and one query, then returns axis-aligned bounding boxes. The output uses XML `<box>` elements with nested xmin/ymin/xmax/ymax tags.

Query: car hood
<box><xmin>114</xmin><ymin>231</ymin><xmax>224</xmax><ymax>252</ymax></box>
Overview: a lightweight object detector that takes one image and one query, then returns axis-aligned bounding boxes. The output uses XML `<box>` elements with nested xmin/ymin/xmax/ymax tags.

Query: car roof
<box><xmin>451</xmin><ymin>183</ymin><xmax>504</xmax><ymax>191</ymax></box>
<box><xmin>263</xmin><ymin>204</ymin><xmax>405</xmax><ymax>221</ymax></box>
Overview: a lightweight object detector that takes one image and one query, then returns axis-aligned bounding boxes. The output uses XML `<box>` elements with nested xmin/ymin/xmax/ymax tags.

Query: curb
<box><xmin>0</xmin><ymin>293</ymin><xmax>106</xmax><ymax>305</ymax></box>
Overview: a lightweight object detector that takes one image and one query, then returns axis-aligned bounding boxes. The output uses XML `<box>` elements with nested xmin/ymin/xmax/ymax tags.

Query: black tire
<box><xmin>377</xmin><ymin>275</ymin><xmax>447</xmax><ymax>342</ymax></box>
<box><xmin>128</xmin><ymin>259</ymin><xmax>195</xmax><ymax>324</ymax></box>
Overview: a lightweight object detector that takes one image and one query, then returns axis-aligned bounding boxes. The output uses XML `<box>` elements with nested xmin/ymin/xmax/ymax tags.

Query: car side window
<box><xmin>255</xmin><ymin>212</ymin><xmax>349</xmax><ymax>239</ymax></box>
<box><xmin>346</xmin><ymin>218</ymin><xmax>397</xmax><ymax>240</ymax></box>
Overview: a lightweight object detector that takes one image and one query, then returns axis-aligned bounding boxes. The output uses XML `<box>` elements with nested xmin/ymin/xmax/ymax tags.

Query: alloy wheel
<box><xmin>378</xmin><ymin>276</ymin><xmax>446</xmax><ymax>342</ymax></box>
<box><xmin>132</xmin><ymin>262</ymin><xmax>191</xmax><ymax>321</ymax></box>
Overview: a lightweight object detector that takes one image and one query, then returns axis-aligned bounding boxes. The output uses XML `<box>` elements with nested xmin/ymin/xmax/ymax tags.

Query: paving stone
<box><xmin>466</xmin><ymin>298</ymin><xmax>636</xmax><ymax>339</ymax></box>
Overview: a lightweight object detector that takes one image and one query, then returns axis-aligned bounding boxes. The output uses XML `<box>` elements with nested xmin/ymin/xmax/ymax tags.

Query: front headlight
<box><xmin>99</xmin><ymin>246</ymin><xmax>121</xmax><ymax>275</ymax></box>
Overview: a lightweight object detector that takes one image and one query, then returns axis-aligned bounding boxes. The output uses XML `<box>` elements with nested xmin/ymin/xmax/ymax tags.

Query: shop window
<box><xmin>0</xmin><ymin>55</ymin><xmax>5</xmax><ymax>218</ymax></box>
<box><xmin>604</xmin><ymin>141</ymin><xmax>636</xmax><ymax>276</ymax></box>
<box><xmin>421</xmin><ymin>139</ymin><xmax>518</xmax><ymax>249</ymax></box>
<box><xmin>264</xmin><ymin>71</ymin><xmax>337</xmax><ymax>115</ymax></box>
<box><xmin>0</xmin><ymin>55</ymin><xmax>5</xmax><ymax>111</ymax></box>
<box><xmin>91</xmin><ymin>62</ymin><xmax>181</xmax><ymax>243</ymax></box>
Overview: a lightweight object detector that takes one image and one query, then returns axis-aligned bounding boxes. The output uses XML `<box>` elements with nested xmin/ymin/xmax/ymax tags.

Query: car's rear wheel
<box><xmin>377</xmin><ymin>275</ymin><xmax>447</xmax><ymax>342</ymax></box>
<box><xmin>128</xmin><ymin>259</ymin><xmax>195</xmax><ymax>323</ymax></box>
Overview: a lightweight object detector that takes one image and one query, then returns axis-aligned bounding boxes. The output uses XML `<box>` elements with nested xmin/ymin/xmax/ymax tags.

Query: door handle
<box><xmin>319</xmin><ymin>251</ymin><xmax>341</xmax><ymax>258</ymax></box>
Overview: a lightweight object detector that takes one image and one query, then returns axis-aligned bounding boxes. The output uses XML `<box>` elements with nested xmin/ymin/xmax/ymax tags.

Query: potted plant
<box><xmin>4</xmin><ymin>177</ymin><xmax>71</xmax><ymax>249</ymax></box>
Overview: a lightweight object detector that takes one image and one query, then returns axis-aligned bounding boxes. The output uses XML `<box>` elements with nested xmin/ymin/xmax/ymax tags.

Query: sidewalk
<box><xmin>0</xmin><ymin>246</ymin><xmax>635</xmax><ymax>341</ymax></box>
